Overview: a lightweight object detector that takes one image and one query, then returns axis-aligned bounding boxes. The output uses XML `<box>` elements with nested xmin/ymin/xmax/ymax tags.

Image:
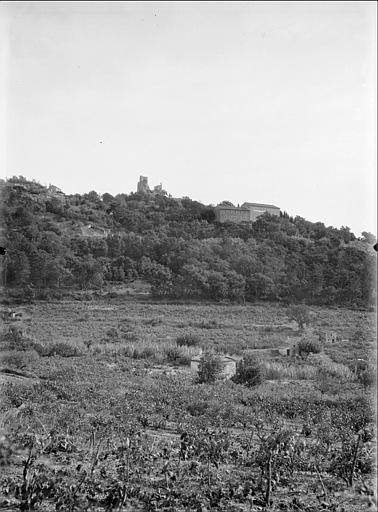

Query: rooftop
<box><xmin>191</xmin><ymin>354</ymin><xmax>239</xmax><ymax>363</ymax></box>
<box><xmin>215</xmin><ymin>205</ymin><xmax>249</xmax><ymax>211</ymax></box>
<box><xmin>242</xmin><ymin>202</ymin><xmax>280</xmax><ymax>209</ymax></box>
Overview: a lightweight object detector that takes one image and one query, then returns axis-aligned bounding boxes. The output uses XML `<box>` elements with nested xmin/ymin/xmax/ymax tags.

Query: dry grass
<box><xmin>309</xmin><ymin>353</ymin><xmax>356</xmax><ymax>381</ymax></box>
<box><xmin>91</xmin><ymin>338</ymin><xmax>199</xmax><ymax>365</ymax></box>
<box><xmin>262</xmin><ymin>361</ymin><xmax>318</xmax><ymax>380</ymax></box>
<box><xmin>262</xmin><ymin>355</ymin><xmax>356</xmax><ymax>382</ymax></box>
<box><xmin>16</xmin><ymin>299</ymin><xmax>375</xmax><ymax>368</ymax></box>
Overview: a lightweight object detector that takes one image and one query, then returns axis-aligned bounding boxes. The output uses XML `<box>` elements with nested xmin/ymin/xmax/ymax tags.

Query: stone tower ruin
<box><xmin>137</xmin><ymin>176</ymin><xmax>150</xmax><ymax>194</ymax></box>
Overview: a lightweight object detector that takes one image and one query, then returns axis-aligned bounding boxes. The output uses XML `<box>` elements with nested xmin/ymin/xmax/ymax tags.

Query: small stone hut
<box><xmin>190</xmin><ymin>354</ymin><xmax>239</xmax><ymax>380</ymax></box>
<box><xmin>318</xmin><ymin>331</ymin><xmax>341</xmax><ymax>344</ymax></box>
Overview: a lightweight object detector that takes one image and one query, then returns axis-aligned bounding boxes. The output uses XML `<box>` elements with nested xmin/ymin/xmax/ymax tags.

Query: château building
<box><xmin>215</xmin><ymin>202</ymin><xmax>280</xmax><ymax>223</ymax></box>
<box><xmin>241</xmin><ymin>202</ymin><xmax>280</xmax><ymax>222</ymax></box>
<box><xmin>136</xmin><ymin>176</ymin><xmax>166</xmax><ymax>196</ymax></box>
<box><xmin>214</xmin><ymin>205</ymin><xmax>250</xmax><ymax>223</ymax></box>
<box><xmin>136</xmin><ymin>176</ymin><xmax>280</xmax><ymax>223</ymax></box>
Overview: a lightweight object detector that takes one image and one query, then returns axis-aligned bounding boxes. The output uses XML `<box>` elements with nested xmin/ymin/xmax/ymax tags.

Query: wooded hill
<box><xmin>1</xmin><ymin>176</ymin><xmax>376</xmax><ymax>307</ymax></box>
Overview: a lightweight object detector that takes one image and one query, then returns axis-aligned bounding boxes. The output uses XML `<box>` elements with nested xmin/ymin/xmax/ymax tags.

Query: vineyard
<box><xmin>0</xmin><ymin>297</ymin><xmax>376</xmax><ymax>511</ymax></box>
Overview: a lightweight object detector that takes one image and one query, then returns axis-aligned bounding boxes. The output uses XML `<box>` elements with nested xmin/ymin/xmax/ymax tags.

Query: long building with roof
<box><xmin>214</xmin><ymin>201</ymin><xmax>280</xmax><ymax>223</ymax></box>
<box><xmin>241</xmin><ymin>202</ymin><xmax>280</xmax><ymax>222</ymax></box>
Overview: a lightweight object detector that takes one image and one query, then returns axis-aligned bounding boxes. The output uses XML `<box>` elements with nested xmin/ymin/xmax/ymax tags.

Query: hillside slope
<box><xmin>0</xmin><ymin>176</ymin><xmax>376</xmax><ymax>307</ymax></box>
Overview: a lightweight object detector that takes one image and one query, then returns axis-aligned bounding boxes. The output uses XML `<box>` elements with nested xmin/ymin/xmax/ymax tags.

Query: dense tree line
<box><xmin>0</xmin><ymin>176</ymin><xmax>376</xmax><ymax>307</ymax></box>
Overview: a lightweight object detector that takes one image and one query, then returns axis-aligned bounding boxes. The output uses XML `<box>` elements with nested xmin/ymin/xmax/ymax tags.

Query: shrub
<box><xmin>315</xmin><ymin>371</ymin><xmax>346</xmax><ymax>395</ymax></box>
<box><xmin>297</xmin><ymin>337</ymin><xmax>321</xmax><ymax>357</ymax></box>
<box><xmin>232</xmin><ymin>355</ymin><xmax>265</xmax><ymax>387</ymax></box>
<box><xmin>106</xmin><ymin>327</ymin><xmax>119</xmax><ymax>340</ymax></box>
<box><xmin>178</xmin><ymin>354</ymin><xmax>191</xmax><ymax>366</ymax></box>
<box><xmin>122</xmin><ymin>331</ymin><xmax>139</xmax><ymax>342</ymax></box>
<box><xmin>36</xmin><ymin>289</ymin><xmax>52</xmax><ymax>301</ymax></box>
<box><xmin>44</xmin><ymin>341</ymin><xmax>82</xmax><ymax>357</ymax></box>
<box><xmin>187</xmin><ymin>400</ymin><xmax>209</xmax><ymax>416</ymax></box>
<box><xmin>0</xmin><ymin>349</ymin><xmax>39</xmax><ymax>369</ymax></box>
<box><xmin>163</xmin><ymin>345</ymin><xmax>191</xmax><ymax>366</ymax></box>
<box><xmin>287</xmin><ymin>304</ymin><xmax>312</xmax><ymax>329</ymax></box>
<box><xmin>196</xmin><ymin>352</ymin><xmax>224</xmax><ymax>384</ymax></box>
<box><xmin>143</xmin><ymin>317</ymin><xmax>163</xmax><ymax>326</ymax></box>
<box><xmin>0</xmin><ymin>327</ymin><xmax>45</xmax><ymax>355</ymax></box>
<box><xmin>83</xmin><ymin>339</ymin><xmax>93</xmax><ymax>349</ymax></box>
<box><xmin>358</xmin><ymin>368</ymin><xmax>376</xmax><ymax>389</ymax></box>
<box><xmin>119</xmin><ymin>316</ymin><xmax>134</xmax><ymax>324</ymax></box>
<box><xmin>0</xmin><ymin>327</ymin><xmax>23</xmax><ymax>346</ymax></box>
<box><xmin>28</xmin><ymin>340</ymin><xmax>47</xmax><ymax>356</ymax></box>
<box><xmin>129</xmin><ymin>346</ymin><xmax>149</xmax><ymax>360</ymax></box>
<box><xmin>176</xmin><ymin>334</ymin><xmax>200</xmax><ymax>347</ymax></box>
<box><xmin>194</xmin><ymin>319</ymin><xmax>220</xmax><ymax>329</ymax></box>
<box><xmin>0</xmin><ymin>435</ymin><xmax>17</xmax><ymax>466</ymax></box>
<box><xmin>139</xmin><ymin>346</ymin><xmax>156</xmax><ymax>359</ymax></box>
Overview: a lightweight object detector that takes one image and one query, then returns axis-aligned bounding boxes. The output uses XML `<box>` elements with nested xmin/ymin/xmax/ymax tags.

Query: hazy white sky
<box><xmin>1</xmin><ymin>1</ymin><xmax>376</xmax><ymax>236</ymax></box>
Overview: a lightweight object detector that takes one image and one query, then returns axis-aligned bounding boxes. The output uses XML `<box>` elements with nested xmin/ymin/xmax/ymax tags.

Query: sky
<box><xmin>1</xmin><ymin>1</ymin><xmax>376</xmax><ymax>236</ymax></box>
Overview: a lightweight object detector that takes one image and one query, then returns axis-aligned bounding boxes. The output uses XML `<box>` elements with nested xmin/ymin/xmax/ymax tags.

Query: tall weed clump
<box><xmin>176</xmin><ymin>334</ymin><xmax>201</xmax><ymax>347</ymax></box>
<box><xmin>262</xmin><ymin>361</ymin><xmax>317</xmax><ymax>380</ymax></box>
<box><xmin>94</xmin><ymin>338</ymin><xmax>195</xmax><ymax>365</ymax></box>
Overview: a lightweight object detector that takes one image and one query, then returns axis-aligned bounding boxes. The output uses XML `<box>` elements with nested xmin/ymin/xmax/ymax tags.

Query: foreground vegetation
<box><xmin>0</xmin><ymin>297</ymin><xmax>376</xmax><ymax>511</ymax></box>
<box><xmin>0</xmin><ymin>176</ymin><xmax>376</xmax><ymax>510</ymax></box>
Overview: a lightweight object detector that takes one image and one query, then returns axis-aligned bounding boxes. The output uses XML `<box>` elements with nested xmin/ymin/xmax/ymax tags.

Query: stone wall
<box><xmin>215</xmin><ymin>206</ymin><xmax>250</xmax><ymax>223</ymax></box>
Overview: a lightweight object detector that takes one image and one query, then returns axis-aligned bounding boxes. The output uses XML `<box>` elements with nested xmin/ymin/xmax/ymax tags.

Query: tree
<box><xmin>360</xmin><ymin>231</ymin><xmax>377</xmax><ymax>245</ymax></box>
<box><xmin>89</xmin><ymin>238</ymin><xmax>108</xmax><ymax>258</ymax></box>
<box><xmin>8</xmin><ymin>250</ymin><xmax>30</xmax><ymax>287</ymax></box>
<box><xmin>44</xmin><ymin>258</ymin><xmax>66</xmax><ymax>288</ymax></box>
<box><xmin>208</xmin><ymin>272</ymin><xmax>228</xmax><ymax>301</ymax></box>
<box><xmin>139</xmin><ymin>257</ymin><xmax>173</xmax><ymax>297</ymax></box>
<box><xmin>232</xmin><ymin>355</ymin><xmax>264</xmax><ymax>387</ymax></box>
<box><xmin>196</xmin><ymin>352</ymin><xmax>224</xmax><ymax>384</ymax></box>
<box><xmin>72</xmin><ymin>257</ymin><xmax>104</xmax><ymax>290</ymax></box>
<box><xmin>200</xmin><ymin>208</ymin><xmax>216</xmax><ymax>223</ymax></box>
<box><xmin>287</xmin><ymin>304</ymin><xmax>311</xmax><ymax>330</ymax></box>
<box><xmin>174</xmin><ymin>264</ymin><xmax>210</xmax><ymax>298</ymax></box>
<box><xmin>84</xmin><ymin>190</ymin><xmax>101</xmax><ymax>203</ymax></box>
<box><xmin>102</xmin><ymin>192</ymin><xmax>114</xmax><ymax>204</ymax></box>
<box><xmin>219</xmin><ymin>201</ymin><xmax>235</xmax><ymax>207</ymax></box>
<box><xmin>112</xmin><ymin>266</ymin><xmax>125</xmax><ymax>282</ymax></box>
<box><xmin>246</xmin><ymin>273</ymin><xmax>276</xmax><ymax>301</ymax></box>
<box><xmin>339</xmin><ymin>226</ymin><xmax>355</xmax><ymax>243</ymax></box>
<box><xmin>225</xmin><ymin>270</ymin><xmax>246</xmax><ymax>302</ymax></box>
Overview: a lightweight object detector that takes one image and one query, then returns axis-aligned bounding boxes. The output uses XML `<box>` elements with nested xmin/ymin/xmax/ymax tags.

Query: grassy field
<box><xmin>0</xmin><ymin>296</ymin><xmax>376</xmax><ymax>511</ymax></box>
<box><xmin>16</xmin><ymin>297</ymin><xmax>377</xmax><ymax>360</ymax></box>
